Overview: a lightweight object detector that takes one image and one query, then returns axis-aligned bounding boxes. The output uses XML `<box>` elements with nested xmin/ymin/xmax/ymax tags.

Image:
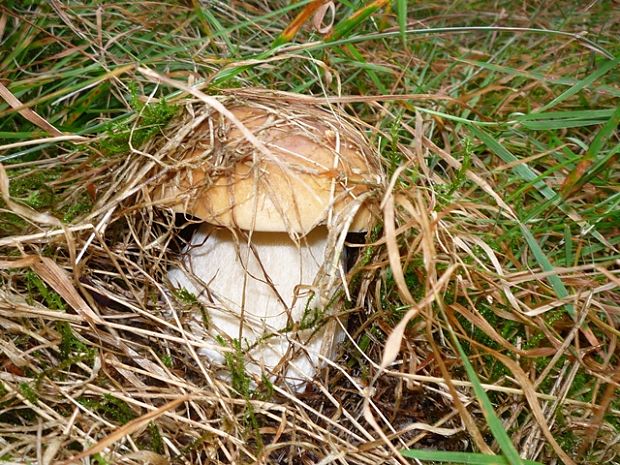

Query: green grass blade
<box><xmin>536</xmin><ymin>57</ymin><xmax>620</xmax><ymax>113</ymax></box>
<box><xmin>449</xmin><ymin>329</ymin><xmax>525</xmax><ymax>464</ymax></box>
<box><xmin>514</xmin><ymin>108</ymin><xmax>614</xmax><ymax>130</ymax></box>
<box><xmin>419</xmin><ymin>108</ymin><xmax>501</xmax><ymax>126</ymax></box>
<box><xmin>194</xmin><ymin>4</ymin><xmax>236</xmax><ymax>54</ymax></box>
<box><xmin>561</xmin><ymin>105</ymin><xmax>620</xmax><ymax>196</ymax></box>
<box><xmin>454</xmin><ymin>59</ymin><xmax>620</xmax><ymax>97</ymax></box>
<box><xmin>213</xmin><ymin>0</ymin><xmax>392</xmax><ymax>86</ymax></box>
<box><xmin>467</xmin><ymin>125</ymin><xmax>575</xmax><ymax>316</ymax></box>
<box><xmin>342</xmin><ymin>44</ymin><xmax>388</xmax><ymax>93</ymax></box>
<box><xmin>401</xmin><ymin>450</ymin><xmax>542</xmax><ymax>465</ymax></box>
<box><xmin>396</xmin><ymin>0</ymin><xmax>407</xmax><ymax>45</ymax></box>
<box><xmin>467</xmin><ymin>125</ymin><xmax>558</xmax><ymax>201</ymax></box>
<box><xmin>211</xmin><ymin>50</ymin><xmax>274</xmax><ymax>85</ymax></box>
<box><xmin>515</xmin><ymin>109</ymin><xmax>615</xmax><ymax>121</ymax></box>
<box><xmin>326</xmin><ymin>1</ymin><xmax>389</xmax><ymax>42</ymax></box>
<box><xmin>518</xmin><ymin>223</ymin><xmax>574</xmax><ymax>317</ymax></box>
<box><xmin>518</xmin><ymin>119</ymin><xmax>609</xmax><ymax>130</ymax></box>
<box><xmin>564</xmin><ymin>224</ymin><xmax>573</xmax><ymax>267</ymax></box>
<box><xmin>297</xmin><ymin>27</ymin><xmax>614</xmax><ymax>61</ymax></box>
<box><xmin>466</xmin><ymin>124</ymin><xmax>612</xmax><ymax>248</ymax></box>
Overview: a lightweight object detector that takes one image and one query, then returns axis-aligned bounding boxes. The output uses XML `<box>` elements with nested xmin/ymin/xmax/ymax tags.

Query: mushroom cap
<box><xmin>157</xmin><ymin>104</ymin><xmax>380</xmax><ymax>234</ymax></box>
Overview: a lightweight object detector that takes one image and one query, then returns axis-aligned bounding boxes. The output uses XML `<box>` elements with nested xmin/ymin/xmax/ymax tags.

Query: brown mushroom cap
<box><xmin>157</xmin><ymin>104</ymin><xmax>380</xmax><ymax>234</ymax></box>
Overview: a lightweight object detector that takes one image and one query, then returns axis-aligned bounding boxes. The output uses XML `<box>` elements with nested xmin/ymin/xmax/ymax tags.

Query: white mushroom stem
<box><xmin>168</xmin><ymin>224</ymin><xmax>335</xmax><ymax>390</ymax></box>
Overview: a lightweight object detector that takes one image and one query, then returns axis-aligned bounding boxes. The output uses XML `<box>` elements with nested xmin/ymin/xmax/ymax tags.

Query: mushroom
<box><xmin>157</xmin><ymin>102</ymin><xmax>380</xmax><ymax>390</ymax></box>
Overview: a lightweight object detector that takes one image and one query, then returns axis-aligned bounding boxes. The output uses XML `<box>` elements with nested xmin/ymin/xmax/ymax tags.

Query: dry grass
<box><xmin>1</xmin><ymin>1</ymin><xmax>619</xmax><ymax>464</ymax></box>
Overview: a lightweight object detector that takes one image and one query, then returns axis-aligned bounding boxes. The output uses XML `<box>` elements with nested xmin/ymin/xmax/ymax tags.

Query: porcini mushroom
<box><xmin>156</xmin><ymin>99</ymin><xmax>380</xmax><ymax>390</ymax></box>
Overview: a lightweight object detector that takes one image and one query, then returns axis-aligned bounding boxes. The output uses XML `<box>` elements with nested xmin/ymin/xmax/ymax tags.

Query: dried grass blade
<box><xmin>0</xmin><ymin>164</ymin><xmax>63</xmax><ymax>226</ymax></box>
<box><xmin>0</xmin><ymin>135</ymin><xmax>87</xmax><ymax>152</ymax></box>
<box><xmin>362</xmin><ymin>399</ymin><xmax>408</xmax><ymax>465</ymax></box>
<box><xmin>577</xmin><ymin>371</ymin><xmax>620</xmax><ymax>455</ymax></box>
<box><xmin>0</xmin><ymin>12</ymin><xmax>6</xmax><ymax>41</ymax></box>
<box><xmin>312</xmin><ymin>2</ymin><xmax>335</xmax><ymax>34</ymax></box>
<box><xmin>274</xmin><ymin>0</ymin><xmax>329</xmax><ymax>47</ymax></box>
<box><xmin>487</xmin><ymin>348</ymin><xmax>578</xmax><ymax>465</ymax></box>
<box><xmin>137</xmin><ymin>68</ymin><xmax>276</xmax><ymax>165</ymax></box>
<box><xmin>450</xmin><ymin>303</ymin><xmax>555</xmax><ymax>357</ymax></box>
<box><xmin>31</xmin><ymin>257</ymin><xmax>104</xmax><ymax>323</ymax></box>
<box><xmin>0</xmin><ymin>255</ymin><xmax>103</xmax><ymax>325</ymax></box>
<box><xmin>382</xmin><ymin>188</ymin><xmax>416</xmax><ymax>306</ymax></box>
<box><xmin>59</xmin><ymin>395</ymin><xmax>189</xmax><ymax>464</ymax></box>
<box><xmin>0</xmin><ymin>81</ymin><xmax>62</xmax><ymax>137</ymax></box>
<box><xmin>381</xmin><ymin>264</ymin><xmax>457</xmax><ymax>368</ymax></box>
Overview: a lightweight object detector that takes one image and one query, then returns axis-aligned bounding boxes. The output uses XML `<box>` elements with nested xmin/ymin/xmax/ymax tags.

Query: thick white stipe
<box><xmin>168</xmin><ymin>224</ymin><xmax>329</xmax><ymax>390</ymax></box>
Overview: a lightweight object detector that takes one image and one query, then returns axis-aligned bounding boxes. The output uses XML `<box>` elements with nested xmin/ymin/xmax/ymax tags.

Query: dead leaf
<box><xmin>312</xmin><ymin>2</ymin><xmax>335</xmax><ymax>34</ymax></box>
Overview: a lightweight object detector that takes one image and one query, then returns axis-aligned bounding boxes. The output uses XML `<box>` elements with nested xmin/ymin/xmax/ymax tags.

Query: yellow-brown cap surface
<box><xmin>157</xmin><ymin>103</ymin><xmax>381</xmax><ymax>234</ymax></box>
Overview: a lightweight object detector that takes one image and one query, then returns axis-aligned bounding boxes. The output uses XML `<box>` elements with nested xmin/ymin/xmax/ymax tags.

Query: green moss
<box><xmin>384</xmin><ymin>113</ymin><xmax>406</xmax><ymax>176</ymax></box>
<box><xmin>567</xmin><ymin>369</ymin><xmax>591</xmax><ymax>401</ymax></box>
<box><xmin>179</xmin><ymin>432</ymin><xmax>217</xmax><ymax>458</ymax></box>
<box><xmin>101</xmin><ymin>86</ymin><xmax>178</xmax><ymax>155</ymax></box>
<box><xmin>92</xmin><ymin>453</ymin><xmax>110</xmax><ymax>465</ymax></box>
<box><xmin>258</xmin><ymin>373</ymin><xmax>274</xmax><ymax>399</ymax></box>
<box><xmin>382</xmin><ymin>262</ymin><xmax>426</xmax><ymax>324</ymax></box>
<box><xmin>215</xmin><ymin>337</ymin><xmax>266</xmax><ymax>450</ymax></box>
<box><xmin>523</xmin><ymin>331</ymin><xmax>546</xmax><ymax>350</ymax></box>
<box><xmin>436</xmin><ymin>136</ymin><xmax>473</xmax><ymax>208</ymax></box>
<box><xmin>300</xmin><ymin>300</ymin><xmax>323</xmax><ymax>330</ymax></box>
<box><xmin>220</xmin><ymin>338</ymin><xmax>252</xmax><ymax>397</ymax></box>
<box><xmin>1</xmin><ymin>166</ymin><xmax>93</xmax><ymax>231</ymax></box>
<box><xmin>8</xmin><ymin>168</ymin><xmax>61</xmax><ymax>210</ymax></box>
<box><xmin>160</xmin><ymin>353</ymin><xmax>173</xmax><ymax>368</ymax></box>
<box><xmin>145</xmin><ymin>422</ymin><xmax>165</xmax><ymax>454</ymax></box>
<box><xmin>174</xmin><ymin>287</ymin><xmax>209</xmax><ymax>328</ymax></box>
<box><xmin>25</xmin><ymin>271</ymin><xmax>66</xmax><ymax>311</ymax></box>
<box><xmin>62</xmin><ymin>196</ymin><xmax>93</xmax><ymax>223</ymax></box>
<box><xmin>242</xmin><ymin>401</ymin><xmax>264</xmax><ymax>452</ymax></box>
<box><xmin>174</xmin><ymin>287</ymin><xmax>198</xmax><ymax>304</ymax></box>
<box><xmin>24</xmin><ymin>321</ymin><xmax>97</xmax><ymax>387</ymax></box>
<box><xmin>0</xmin><ymin>406</ymin><xmax>37</xmax><ymax>425</ymax></box>
<box><xmin>19</xmin><ymin>382</ymin><xmax>38</xmax><ymax>404</ymax></box>
<box><xmin>380</xmin><ymin>112</ymin><xmax>421</xmax><ymax>186</ymax></box>
<box><xmin>56</xmin><ymin>321</ymin><xmax>89</xmax><ymax>360</ymax></box>
<box><xmin>79</xmin><ymin>394</ymin><xmax>137</xmax><ymax>425</ymax></box>
<box><xmin>554</xmin><ymin>410</ymin><xmax>579</xmax><ymax>452</ymax></box>
<box><xmin>452</xmin><ymin>301</ymin><xmax>526</xmax><ymax>382</ymax></box>
<box><xmin>0</xmin><ymin>211</ymin><xmax>27</xmax><ymax>236</ymax></box>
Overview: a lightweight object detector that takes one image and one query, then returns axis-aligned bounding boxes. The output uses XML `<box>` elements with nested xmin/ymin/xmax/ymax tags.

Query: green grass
<box><xmin>0</xmin><ymin>1</ymin><xmax>618</xmax><ymax>464</ymax></box>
